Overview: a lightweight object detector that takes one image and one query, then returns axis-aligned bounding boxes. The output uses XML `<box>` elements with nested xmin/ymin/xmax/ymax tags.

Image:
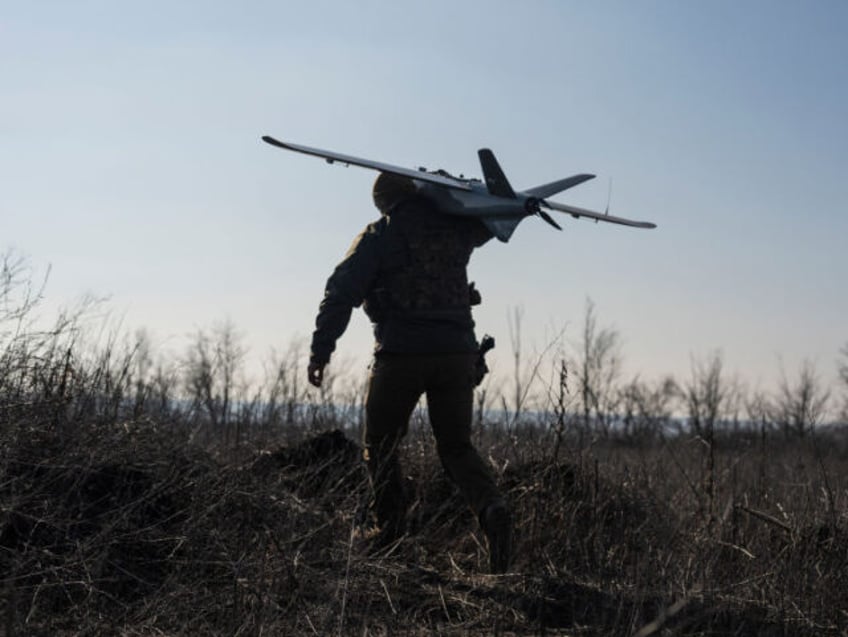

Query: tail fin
<box><xmin>524</xmin><ymin>174</ymin><xmax>595</xmax><ymax>199</ymax></box>
<box><xmin>480</xmin><ymin>216</ymin><xmax>521</xmax><ymax>242</ymax></box>
<box><xmin>478</xmin><ymin>149</ymin><xmax>516</xmax><ymax>198</ymax></box>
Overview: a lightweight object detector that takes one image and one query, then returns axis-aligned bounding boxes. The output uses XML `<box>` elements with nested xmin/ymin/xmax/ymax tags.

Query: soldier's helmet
<box><xmin>372</xmin><ymin>172</ymin><xmax>417</xmax><ymax>215</ymax></box>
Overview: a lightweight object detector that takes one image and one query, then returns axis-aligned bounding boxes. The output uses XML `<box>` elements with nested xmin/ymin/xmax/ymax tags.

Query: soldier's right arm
<box><xmin>309</xmin><ymin>222</ymin><xmax>384</xmax><ymax>366</ymax></box>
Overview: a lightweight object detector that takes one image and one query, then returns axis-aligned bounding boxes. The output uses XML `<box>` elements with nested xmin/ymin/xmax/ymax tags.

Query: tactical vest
<box><xmin>364</xmin><ymin>201</ymin><xmax>474</xmax><ymax>323</ymax></box>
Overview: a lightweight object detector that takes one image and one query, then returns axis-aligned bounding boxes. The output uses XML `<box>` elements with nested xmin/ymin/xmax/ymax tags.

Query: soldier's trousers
<box><xmin>363</xmin><ymin>352</ymin><xmax>504</xmax><ymax>537</ymax></box>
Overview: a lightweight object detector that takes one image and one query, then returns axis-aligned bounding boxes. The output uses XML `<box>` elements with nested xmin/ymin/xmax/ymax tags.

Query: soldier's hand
<box><xmin>307</xmin><ymin>362</ymin><xmax>325</xmax><ymax>388</ymax></box>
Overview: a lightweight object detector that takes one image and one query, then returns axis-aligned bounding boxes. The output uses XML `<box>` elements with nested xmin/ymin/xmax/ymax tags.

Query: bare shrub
<box><xmin>774</xmin><ymin>360</ymin><xmax>831</xmax><ymax>438</ymax></box>
<box><xmin>618</xmin><ymin>375</ymin><xmax>679</xmax><ymax>443</ymax></box>
<box><xmin>182</xmin><ymin>320</ymin><xmax>248</xmax><ymax>447</ymax></box>
<box><xmin>837</xmin><ymin>343</ymin><xmax>848</xmax><ymax>424</ymax></box>
<box><xmin>575</xmin><ymin>298</ymin><xmax>622</xmax><ymax>437</ymax></box>
<box><xmin>683</xmin><ymin>351</ymin><xmax>741</xmax><ymax>437</ymax></box>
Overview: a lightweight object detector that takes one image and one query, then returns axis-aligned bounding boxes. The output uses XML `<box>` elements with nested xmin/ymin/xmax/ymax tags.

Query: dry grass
<box><xmin>2</xmin><ymin>259</ymin><xmax>846</xmax><ymax>635</ymax></box>
<box><xmin>2</xmin><ymin>415</ymin><xmax>846</xmax><ymax>636</ymax></box>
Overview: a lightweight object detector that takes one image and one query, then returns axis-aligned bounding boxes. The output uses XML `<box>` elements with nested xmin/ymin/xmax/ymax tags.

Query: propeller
<box><xmin>524</xmin><ymin>197</ymin><xmax>563</xmax><ymax>231</ymax></box>
<box><xmin>537</xmin><ymin>208</ymin><xmax>563</xmax><ymax>230</ymax></box>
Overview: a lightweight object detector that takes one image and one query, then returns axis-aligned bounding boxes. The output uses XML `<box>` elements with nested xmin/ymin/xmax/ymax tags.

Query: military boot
<box><xmin>481</xmin><ymin>500</ymin><xmax>512</xmax><ymax>574</ymax></box>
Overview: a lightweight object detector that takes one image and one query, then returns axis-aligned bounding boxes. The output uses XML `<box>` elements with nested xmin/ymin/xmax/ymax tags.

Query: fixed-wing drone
<box><xmin>262</xmin><ymin>135</ymin><xmax>656</xmax><ymax>242</ymax></box>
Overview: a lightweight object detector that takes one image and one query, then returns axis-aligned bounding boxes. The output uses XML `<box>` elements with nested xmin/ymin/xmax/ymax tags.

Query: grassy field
<box><xmin>3</xmin><ymin>408</ymin><xmax>847</xmax><ymax>635</ymax></box>
<box><xmin>2</xmin><ymin>260</ymin><xmax>847</xmax><ymax>635</ymax></box>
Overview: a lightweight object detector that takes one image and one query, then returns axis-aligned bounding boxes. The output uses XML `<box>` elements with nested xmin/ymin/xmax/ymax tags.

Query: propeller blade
<box><xmin>537</xmin><ymin>209</ymin><xmax>562</xmax><ymax>231</ymax></box>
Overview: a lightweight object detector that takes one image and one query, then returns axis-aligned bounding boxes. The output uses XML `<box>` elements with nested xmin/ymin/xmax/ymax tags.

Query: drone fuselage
<box><xmin>417</xmin><ymin>180</ymin><xmax>532</xmax><ymax>215</ymax></box>
<box><xmin>415</xmin><ymin>180</ymin><xmax>535</xmax><ymax>241</ymax></box>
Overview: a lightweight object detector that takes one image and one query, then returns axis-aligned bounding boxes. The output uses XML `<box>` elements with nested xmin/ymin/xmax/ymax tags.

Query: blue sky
<box><xmin>3</xmin><ymin>1</ymin><xmax>847</xmax><ymax>395</ymax></box>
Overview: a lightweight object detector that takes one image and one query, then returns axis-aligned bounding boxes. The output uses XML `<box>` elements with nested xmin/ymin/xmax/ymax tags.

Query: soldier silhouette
<box><xmin>307</xmin><ymin>172</ymin><xmax>511</xmax><ymax>573</ymax></box>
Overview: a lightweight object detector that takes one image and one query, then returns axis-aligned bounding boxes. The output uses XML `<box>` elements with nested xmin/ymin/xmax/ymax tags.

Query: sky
<box><xmin>3</xmin><ymin>1</ymin><xmax>847</xmax><ymax>398</ymax></box>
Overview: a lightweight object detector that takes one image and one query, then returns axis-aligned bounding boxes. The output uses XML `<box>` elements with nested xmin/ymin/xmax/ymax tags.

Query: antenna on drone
<box><xmin>603</xmin><ymin>177</ymin><xmax>613</xmax><ymax>220</ymax></box>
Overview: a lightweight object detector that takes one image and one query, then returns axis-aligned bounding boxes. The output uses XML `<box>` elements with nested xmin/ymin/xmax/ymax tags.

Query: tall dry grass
<box><xmin>1</xmin><ymin>253</ymin><xmax>847</xmax><ymax>635</ymax></box>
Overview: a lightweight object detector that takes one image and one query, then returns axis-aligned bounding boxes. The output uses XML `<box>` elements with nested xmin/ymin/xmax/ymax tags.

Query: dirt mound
<box><xmin>1</xmin><ymin>426</ymin><xmax>357</xmax><ymax>628</ymax></box>
<box><xmin>250</xmin><ymin>428</ymin><xmax>361</xmax><ymax>473</ymax></box>
<box><xmin>1</xmin><ymin>457</ymin><xmax>190</xmax><ymax>614</ymax></box>
<box><xmin>501</xmin><ymin>459</ymin><xmax>668</xmax><ymax>578</ymax></box>
<box><xmin>247</xmin><ymin>428</ymin><xmax>367</xmax><ymax>502</ymax></box>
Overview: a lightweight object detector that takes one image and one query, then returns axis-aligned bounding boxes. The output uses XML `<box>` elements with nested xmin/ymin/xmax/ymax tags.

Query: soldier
<box><xmin>307</xmin><ymin>172</ymin><xmax>511</xmax><ymax>573</ymax></box>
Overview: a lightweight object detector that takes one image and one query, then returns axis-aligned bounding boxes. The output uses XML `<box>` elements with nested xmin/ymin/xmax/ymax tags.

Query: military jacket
<box><xmin>309</xmin><ymin>198</ymin><xmax>492</xmax><ymax>365</ymax></box>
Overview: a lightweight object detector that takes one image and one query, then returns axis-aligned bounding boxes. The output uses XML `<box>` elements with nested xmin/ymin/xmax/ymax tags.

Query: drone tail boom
<box><xmin>524</xmin><ymin>174</ymin><xmax>596</xmax><ymax>199</ymax></box>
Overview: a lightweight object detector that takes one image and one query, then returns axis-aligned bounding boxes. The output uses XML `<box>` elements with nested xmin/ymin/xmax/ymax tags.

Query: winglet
<box><xmin>478</xmin><ymin>149</ymin><xmax>516</xmax><ymax>199</ymax></box>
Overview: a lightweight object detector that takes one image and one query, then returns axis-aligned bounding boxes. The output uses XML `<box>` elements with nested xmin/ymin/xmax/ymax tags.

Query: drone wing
<box><xmin>262</xmin><ymin>136</ymin><xmax>473</xmax><ymax>191</ymax></box>
<box><xmin>542</xmin><ymin>200</ymin><xmax>656</xmax><ymax>229</ymax></box>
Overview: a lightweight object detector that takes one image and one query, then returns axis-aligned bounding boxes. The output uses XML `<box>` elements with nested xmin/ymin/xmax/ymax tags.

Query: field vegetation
<box><xmin>2</xmin><ymin>252</ymin><xmax>847</xmax><ymax>635</ymax></box>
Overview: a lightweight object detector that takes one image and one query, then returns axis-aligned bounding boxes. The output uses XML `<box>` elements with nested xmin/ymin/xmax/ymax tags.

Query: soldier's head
<box><xmin>372</xmin><ymin>172</ymin><xmax>417</xmax><ymax>215</ymax></box>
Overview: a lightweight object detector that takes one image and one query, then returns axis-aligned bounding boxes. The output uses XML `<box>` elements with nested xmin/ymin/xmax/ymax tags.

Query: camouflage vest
<box><xmin>365</xmin><ymin>201</ymin><xmax>473</xmax><ymax>322</ymax></box>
